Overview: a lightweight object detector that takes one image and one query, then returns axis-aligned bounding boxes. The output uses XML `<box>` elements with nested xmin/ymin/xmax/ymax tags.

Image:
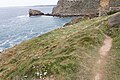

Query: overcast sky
<box><xmin>0</xmin><ymin>0</ymin><xmax>58</xmax><ymax>7</ymax></box>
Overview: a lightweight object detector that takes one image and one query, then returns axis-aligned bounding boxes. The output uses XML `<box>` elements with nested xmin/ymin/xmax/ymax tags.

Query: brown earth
<box><xmin>94</xmin><ymin>35</ymin><xmax>112</xmax><ymax>80</ymax></box>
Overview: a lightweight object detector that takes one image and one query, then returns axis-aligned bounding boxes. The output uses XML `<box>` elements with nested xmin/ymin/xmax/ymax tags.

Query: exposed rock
<box><xmin>99</xmin><ymin>10</ymin><xmax>108</xmax><ymax>16</ymax></box>
<box><xmin>99</xmin><ymin>0</ymin><xmax>120</xmax><ymax>16</ymax></box>
<box><xmin>109</xmin><ymin>0</ymin><xmax>120</xmax><ymax>7</ymax></box>
<box><xmin>52</xmin><ymin>0</ymin><xmax>120</xmax><ymax>17</ymax></box>
<box><xmin>29</xmin><ymin>9</ymin><xmax>44</xmax><ymax>16</ymax></box>
<box><xmin>45</xmin><ymin>13</ymin><xmax>53</xmax><ymax>16</ymax></box>
<box><xmin>107</xmin><ymin>7</ymin><xmax>120</xmax><ymax>15</ymax></box>
<box><xmin>63</xmin><ymin>17</ymin><xmax>82</xmax><ymax>27</ymax></box>
<box><xmin>109</xmin><ymin>7</ymin><xmax>120</xmax><ymax>11</ymax></box>
<box><xmin>108</xmin><ymin>12</ymin><xmax>120</xmax><ymax>27</ymax></box>
<box><xmin>52</xmin><ymin>0</ymin><xmax>100</xmax><ymax>16</ymax></box>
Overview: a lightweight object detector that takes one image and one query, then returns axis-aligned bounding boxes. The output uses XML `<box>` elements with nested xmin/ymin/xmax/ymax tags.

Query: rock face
<box><xmin>99</xmin><ymin>0</ymin><xmax>120</xmax><ymax>16</ymax></box>
<box><xmin>63</xmin><ymin>17</ymin><xmax>82</xmax><ymax>27</ymax></box>
<box><xmin>29</xmin><ymin>9</ymin><xmax>44</xmax><ymax>16</ymax></box>
<box><xmin>52</xmin><ymin>0</ymin><xmax>100</xmax><ymax>16</ymax></box>
<box><xmin>108</xmin><ymin>12</ymin><xmax>120</xmax><ymax>27</ymax></box>
<box><xmin>109</xmin><ymin>7</ymin><xmax>120</xmax><ymax>11</ymax></box>
<box><xmin>109</xmin><ymin>0</ymin><xmax>120</xmax><ymax>7</ymax></box>
<box><xmin>52</xmin><ymin>0</ymin><xmax>120</xmax><ymax>16</ymax></box>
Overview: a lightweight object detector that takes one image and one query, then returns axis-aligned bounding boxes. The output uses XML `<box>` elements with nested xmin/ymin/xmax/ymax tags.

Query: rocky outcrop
<box><xmin>109</xmin><ymin>7</ymin><xmax>120</xmax><ymax>11</ymax></box>
<box><xmin>108</xmin><ymin>12</ymin><xmax>120</xmax><ymax>27</ymax></box>
<box><xmin>98</xmin><ymin>0</ymin><xmax>120</xmax><ymax>16</ymax></box>
<box><xmin>106</xmin><ymin>7</ymin><xmax>120</xmax><ymax>15</ymax></box>
<box><xmin>109</xmin><ymin>0</ymin><xmax>120</xmax><ymax>7</ymax></box>
<box><xmin>63</xmin><ymin>17</ymin><xmax>82</xmax><ymax>27</ymax></box>
<box><xmin>52</xmin><ymin>0</ymin><xmax>100</xmax><ymax>16</ymax></box>
<box><xmin>52</xmin><ymin>0</ymin><xmax>120</xmax><ymax>17</ymax></box>
<box><xmin>29</xmin><ymin>9</ymin><xmax>44</xmax><ymax>16</ymax></box>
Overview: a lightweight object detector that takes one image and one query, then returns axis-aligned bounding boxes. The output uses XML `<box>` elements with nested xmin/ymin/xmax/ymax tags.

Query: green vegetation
<box><xmin>103</xmin><ymin>25</ymin><xmax>120</xmax><ymax>80</ymax></box>
<box><xmin>0</xmin><ymin>13</ymin><xmax>120</xmax><ymax>80</ymax></box>
<box><xmin>107</xmin><ymin>10</ymin><xmax>120</xmax><ymax>15</ymax></box>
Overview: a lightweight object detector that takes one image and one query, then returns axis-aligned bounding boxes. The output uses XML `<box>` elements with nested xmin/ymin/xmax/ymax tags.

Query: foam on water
<box><xmin>0</xmin><ymin>48</ymin><xmax>3</xmax><ymax>52</ymax></box>
<box><xmin>0</xmin><ymin>39</ymin><xmax>10</xmax><ymax>46</ymax></box>
<box><xmin>17</xmin><ymin>14</ymin><xmax>29</xmax><ymax>18</ymax></box>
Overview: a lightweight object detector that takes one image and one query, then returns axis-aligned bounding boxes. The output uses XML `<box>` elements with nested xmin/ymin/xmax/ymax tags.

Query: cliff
<box><xmin>52</xmin><ymin>0</ymin><xmax>120</xmax><ymax>16</ymax></box>
<box><xmin>109</xmin><ymin>0</ymin><xmax>120</xmax><ymax>7</ymax></box>
<box><xmin>52</xmin><ymin>0</ymin><xmax>100</xmax><ymax>16</ymax></box>
<box><xmin>0</xmin><ymin>12</ymin><xmax>120</xmax><ymax>80</ymax></box>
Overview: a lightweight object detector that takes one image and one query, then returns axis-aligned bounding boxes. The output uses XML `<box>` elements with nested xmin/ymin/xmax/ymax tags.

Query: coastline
<box><xmin>0</xmin><ymin>12</ymin><xmax>120</xmax><ymax>80</ymax></box>
<box><xmin>0</xmin><ymin>0</ymin><xmax>120</xmax><ymax>79</ymax></box>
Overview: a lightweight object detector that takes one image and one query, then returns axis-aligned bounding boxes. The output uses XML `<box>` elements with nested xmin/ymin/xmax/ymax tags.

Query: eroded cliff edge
<box><xmin>52</xmin><ymin>0</ymin><xmax>120</xmax><ymax>16</ymax></box>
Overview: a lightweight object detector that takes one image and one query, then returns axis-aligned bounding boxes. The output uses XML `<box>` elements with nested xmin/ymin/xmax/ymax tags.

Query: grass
<box><xmin>103</xmin><ymin>26</ymin><xmax>120</xmax><ymax>80</ymax></box>
<box><xmin>0</xmin><ymin>12</ymin><xmax>120</xmax><ymax>80</ymax></box>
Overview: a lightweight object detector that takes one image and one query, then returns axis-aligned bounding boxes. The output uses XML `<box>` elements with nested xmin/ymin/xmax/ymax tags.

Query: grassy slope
<box><xmin>104</xmin><ymin>21</ymin><xmax>120</xmax><ymax>80</ymax></box>
<box><xmin>0</xmin><ymin>13</ymin><xmax>119</xmax><ymax>80</ymax></box>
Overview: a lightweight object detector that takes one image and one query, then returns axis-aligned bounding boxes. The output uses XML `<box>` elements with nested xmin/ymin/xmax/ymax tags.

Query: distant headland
<box><xmin>29</xmin><ymin>0</ymin><xmax>120</xmax><ymax>17</ymax></box>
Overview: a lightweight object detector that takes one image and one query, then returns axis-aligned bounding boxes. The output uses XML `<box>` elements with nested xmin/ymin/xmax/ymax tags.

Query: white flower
<box><xmin>36</xmin><ymin>72</ymin><xmax>39</xmax><ymax>76</ymax></box>
<box><xmin>24</xmin><ymin>76</ymin><xmax>28</xmax><ymax>78</ymax></box>
<box><xmin>44</xmin><ymin>71</ymin><xmax>47</xmax><ymax>75</ymax></box>
<box><xmin>40</xmin><ymin>73</ymin><xmax>42</xmax><ymax>76</ymax></box>
<box><xmin>40</xmin><ymin>76</ymin><xmax>42</xmax><ymax>79</ymax></box>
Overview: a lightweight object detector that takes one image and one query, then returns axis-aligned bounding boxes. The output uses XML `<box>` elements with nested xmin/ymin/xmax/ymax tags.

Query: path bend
<box><xmin>94</xmin><ymin>35</ymin><xmax>112</xmax><ymax>80</ymax></box>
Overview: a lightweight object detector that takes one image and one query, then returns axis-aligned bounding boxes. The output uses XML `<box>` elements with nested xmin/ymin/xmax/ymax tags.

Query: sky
<box><xmin>0</xmin><ymin>0</ymin><xmax>58</xmax><ymax>7</ymax></box>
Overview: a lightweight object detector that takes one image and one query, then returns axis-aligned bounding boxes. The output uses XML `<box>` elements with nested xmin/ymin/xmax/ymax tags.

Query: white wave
<box><xmin>41</xmin><ymin>15</ymin><xmax>52</xmax><ymax>17</ymax></box>
<box><xmin>30</xmin><ymin>29</ymin><xmax>33</xmax><ymax>34</ymax></box>
<box><xmin>29</xmin><ymin>29</ymin><xmax>39</xmax><ymax>35</ymax></box>
<box><xmin>9</xmin><ymin>36</ymin><xmax>21</xmax><ymax>45</ymax></box>
<box><xmin>24</xmin><ymin>36</ymin><xmax>28</xmax><ymax>39</ymax></box>
<box><xmin>10</xmin><ymin>43</ymin><xmax>14</xmax><ymax>48</ymax></box>
<box><xmin>0</xmin><ymin>39</ymin><xmax>10</xmax><ymax>46</ymax></box>
<box><xmin>17</xmin><ymin>14</ymin><xmax>29</xmax><ymax>18</ymax></box>
<box><xmin>0</xmin><ymin>47</ymin><xmax>3</xmax><ymax>52</ymax></box>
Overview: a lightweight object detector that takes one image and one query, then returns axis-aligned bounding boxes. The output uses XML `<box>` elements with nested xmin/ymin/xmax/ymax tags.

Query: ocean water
<box><xmin>0</xmin><ymin>6</ymin><xmax>72</xmax><ymax>52</ymax></box>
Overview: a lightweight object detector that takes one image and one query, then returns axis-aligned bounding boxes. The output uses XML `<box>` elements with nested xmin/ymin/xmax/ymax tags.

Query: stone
<box><xmin>108</xmin><ymin>12</ymin><xmax>120</xmax><ymax>27</ymax></box>
<box><xmin>29</xmin><ymin>9</ymin><xmax>44</xmax><ymax>16</ymax></box>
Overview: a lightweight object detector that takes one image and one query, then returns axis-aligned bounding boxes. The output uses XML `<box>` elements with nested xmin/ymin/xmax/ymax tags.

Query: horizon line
<box><xmin>0</xmin><ymin>5</ymin><xmax>56</xmax><ymax>8</ymax></box>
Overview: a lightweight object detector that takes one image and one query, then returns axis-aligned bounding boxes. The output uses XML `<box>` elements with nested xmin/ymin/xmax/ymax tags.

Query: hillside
<box><xmin>0</xmin><ymin>12</ymin><xmax>120</xmax><ymax>80</ymax></box>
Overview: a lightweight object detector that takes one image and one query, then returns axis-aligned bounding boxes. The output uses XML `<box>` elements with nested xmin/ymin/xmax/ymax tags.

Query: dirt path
<box><xmin>94</xmin><ymin>35</ymin><xmax>112</xmax><ymax>80</ymax></box>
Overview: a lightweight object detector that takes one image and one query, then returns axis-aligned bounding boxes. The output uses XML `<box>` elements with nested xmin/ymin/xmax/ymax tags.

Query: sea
<box><xmin>0</xmin><ymin>6</ymin><xmax>72</xmax><ymax>52</ymax></box>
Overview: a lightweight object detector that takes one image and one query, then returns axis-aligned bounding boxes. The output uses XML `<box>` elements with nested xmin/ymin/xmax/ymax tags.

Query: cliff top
<box><xmin>0</xmin><ymin>12</ymin><xmax>120</xmax><ymax>80</ymax></box>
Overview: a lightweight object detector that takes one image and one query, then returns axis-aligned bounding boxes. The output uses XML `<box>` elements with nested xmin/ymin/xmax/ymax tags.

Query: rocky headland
<box><xmin>52</xmin><ymin>0</ymin><xmax>120</xmax><ymax>17</ymax></box>
<box><xmin>29</xmin><ymin>0</ymin><xmax>120</xmax><ymax>17</ymax></box>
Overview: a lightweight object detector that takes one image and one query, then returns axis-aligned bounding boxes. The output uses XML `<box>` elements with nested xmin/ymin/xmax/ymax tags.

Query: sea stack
<box><xmin>29</xmin><ymin>9</ymin><xmax>44</xmax><ymax>16</ymax></box>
